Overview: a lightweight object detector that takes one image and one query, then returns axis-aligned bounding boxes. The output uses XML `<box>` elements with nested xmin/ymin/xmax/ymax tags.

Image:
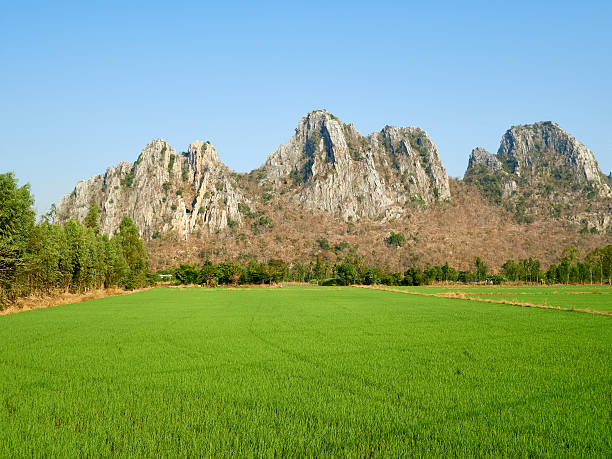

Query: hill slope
<box><xmin>55</xmin><ymin>114</ymin><xmax>612</xmax><ymax>270</ymax></box>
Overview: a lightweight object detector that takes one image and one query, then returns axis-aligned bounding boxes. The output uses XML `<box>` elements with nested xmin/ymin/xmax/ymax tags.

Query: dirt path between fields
<box><xmin>356</xmin><ymin>285</ymin><xmax>612</xmax><ymax>317</ymax></box>
<box><xmin>466</xmin><ymin>291</ymin><xmax>612</xmax><ymax>295</ymax></box>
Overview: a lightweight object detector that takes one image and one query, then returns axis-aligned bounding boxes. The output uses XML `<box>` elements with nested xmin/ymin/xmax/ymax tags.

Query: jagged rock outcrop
<box><xmin>57</xmin><ymin>114</ymin><xmax>610</xmax><ymax>241</ymax></box>
<box><xmin>465</xmin><ymin>121</ymin><xmax>611</xmax><ymax>229</ymax></box>
<box><xmin>261</xmin><ymin>110</ymin><xmax>451</xmax><ymax>220</ymax></box>
<box><xmin>56</xmin><ymin>111</ymin><xmax>452</xmax><ymax>238</ymax></box>
<box><xmin>56</xmin><ymin>139</ymin><xmax>247</xmax><ymax>239</ymax></box>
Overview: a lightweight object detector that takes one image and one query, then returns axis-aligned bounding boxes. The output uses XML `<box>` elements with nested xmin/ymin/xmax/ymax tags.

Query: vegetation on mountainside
<box><xmin>466</xmin><ymin>148</ymin><xmax>611</xmax><ymax>225</ymax></box>
<box><xmin>146</xmin><ymin>179</ymin><xmax>611</xmax><ymax>276</ymax></box>
<box><xmin>464</xmin><ymin>165</ymin><xmax>504</xmax><ymax>204</ymax></box>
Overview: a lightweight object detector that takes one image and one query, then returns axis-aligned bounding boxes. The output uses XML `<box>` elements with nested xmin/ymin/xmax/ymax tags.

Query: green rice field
<box><xmin>465</xmin><ymin>293</ymin><xmax>612</xmax><ymax>313</ymax></box>
<box><xmin>1</xmin><ymin>286</ymin><xmax>611</xmax><ymax>456</ymax></box>
<box><xmin>395</xmin><ymin>284</ymin><xmax>612</xmax><ymax>294</ymax></box>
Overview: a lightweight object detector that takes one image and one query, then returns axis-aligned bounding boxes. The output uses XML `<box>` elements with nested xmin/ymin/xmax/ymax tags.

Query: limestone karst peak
<box><xmin>466</xmin><ymin>147</ymin><xmax>503</xmax><ymax>175</ymax></box>
<box><xmin>262</xmin><ymin>112</ymin><xmax>451</xmax><ymax>220</ymax></box>
<box><xmin>188</xmin><ymin>140</ymin><xmax>220</xmax><ymax>163</ymax></box>
<box><xmin>464</xmin><ymin>121</ymin><xmax>611</xmax><ymax>230</ymax></box>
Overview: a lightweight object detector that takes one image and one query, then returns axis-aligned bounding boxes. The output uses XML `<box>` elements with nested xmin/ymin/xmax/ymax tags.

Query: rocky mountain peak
<box><xmin>498</xmin><ymin>122</ymin><xmax>605</xmax><ymax>186</ymax></box>
<box><xmin>464</xmin><ymin>121</ymin><xmax>611</xmax><ymax>230</ymax></box>
<box><xmin>188</xmin><ymin>140</ymin><xmax>220</xmax><ymax>164</ymax></box>
<box><xmin>56</xmin><ymin>138</ymin><xmax>246</xmax><ymax>239</ymax></box>
<box><xmin>467</xmin><ymin>147</ymin><xmax>503</xmax><ymax>172</ymax></box>
<box><xmin>262</xmin><ymin>112</ymin><xmax>451</xmax><ymax>220</ymax></box>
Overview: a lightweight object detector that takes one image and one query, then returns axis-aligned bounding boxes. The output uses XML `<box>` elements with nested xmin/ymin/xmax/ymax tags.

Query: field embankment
<box><xmin>0</xmin><ymin>288</ymin><xmax>147</xmax><ymax>316</ymax></box>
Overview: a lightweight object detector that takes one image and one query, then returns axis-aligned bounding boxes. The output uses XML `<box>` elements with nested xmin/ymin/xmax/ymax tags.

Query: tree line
<box><xmin>2</xmin><ymin>172</ymin><xmax>611</xmax><ymax>305</ymax></box>
<box><xmin>0</xmin><ymin>173</ymin><xmax>150</xmax><ymax>305</ymax></box>
<box><xmin>171</xmin><ymin>246</ymin><xmax>612</xmax><ymax>287</ymax></box>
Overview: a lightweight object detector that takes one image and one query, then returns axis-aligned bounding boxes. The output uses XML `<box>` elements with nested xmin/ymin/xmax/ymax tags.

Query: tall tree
<box><xmin>474</xmin><ymin>257</ymin><xmax>487</xmax><ymax>282</ymax></box>
<box><xmin>0</xmin><ymin>173</ymin><xmax>36</xmax><ymax>302</ymax></box>
<box><xmin>117</xmin><ymin>217</ymin><xmax>148</xmax><ymax>289</ymax></box>
<box><xmin>83</xmin><ymin>202</ymin><xmax>101</xmax><ymax>235</ymax></box>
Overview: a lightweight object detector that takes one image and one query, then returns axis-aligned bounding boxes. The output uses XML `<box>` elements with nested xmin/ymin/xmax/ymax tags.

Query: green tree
<box><xmin>502</xmin><ymin>260</ymin><xmax>519</xmax><ymax>282</ymax></box>
<box><xmin>26</xmin><ymin>221</ymin><xmax>69</xmax><ymax>294</ymax></box>
<box><xmin>0</xmin><ymin>173</ymin><xmax>36</xmax><ymax>302</ymax></box>
<box><xmin>83</xmin><ymin>202</ymin><xmax>101</xmax><ymax>235</ymax></box>
<box><xmin>335</xmin><ymin>262</ymin><xmax>357</xmax><ymax>286</ymax></box>
<box><xmin>116</xmin><ymin>217</ymin><xmax>148</xmax><ymax>289</ymax></box>
<box><xmin>474</xmin><ymin>257</ymin><xmax>487</xmax><ymax>282</ymax></box>
<box><xmin>385</xmin><ymin>232</ymin><xmax>406</xmax><ymax>247</ymax></box>
<box><xmin>267</xmin><ymin>259</ymin><xmax>288</xmax><ymax>284</ymax></box>
<box><xmin>103</xmin><ymin>235</ymin><xmax>128</xmax><ymax>288</ymax></box>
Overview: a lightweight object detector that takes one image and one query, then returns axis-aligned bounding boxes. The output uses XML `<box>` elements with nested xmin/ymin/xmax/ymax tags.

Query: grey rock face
<box><xmin>56</xmin><ymin>139</ymin><xmax>247</xmax><ymax>239</ymax></box>
<box><xmin>468</xmin><ymin>148</ymin><xmax>503</xmax><ymax>173</ymax></box>
<box><xmin>56</xmin><ymin>111</ymin><xmax>452</xmax><ymax>238</ymax></box>
<box><xmin>465</xmin><ymin>122</ymin><xmax>611</xmax><ymax>196</ymax></box>
<box><xmin>497</xmin><ymin>122</ymin><xmax>608</xmax><ymax>189</ymax></box>
<box><xmin>464</xmin><ymin>121</ymin><xmax>611</xmax><ymax>230</ymax></box>
<box><xmin>262</xmin><ymin>110</ymin><xmax>451</xmax><ymax>220</ymax></box>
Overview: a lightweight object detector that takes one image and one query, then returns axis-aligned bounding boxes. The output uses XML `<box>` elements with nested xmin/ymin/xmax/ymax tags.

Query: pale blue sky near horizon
<box><xmin>2</xmin><ymin>1</ymin><xmax>611</xmax><ymax>215</ymax></box>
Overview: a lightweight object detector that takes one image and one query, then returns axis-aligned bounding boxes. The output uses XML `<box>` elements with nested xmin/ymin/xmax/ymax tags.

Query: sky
<box><xmin>2</xmin><ymin>0</ymin><xmax>611</xmax><ymax>215</ymax></box>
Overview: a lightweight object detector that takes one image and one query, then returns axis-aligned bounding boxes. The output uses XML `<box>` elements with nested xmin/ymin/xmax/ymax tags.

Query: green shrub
<box><xmin>316</xmin><ymin>238</ymin><xmax>330</xmax><ymax>250</ymax></box>
<box><xmin>168</xmin><ymin>154</ymin><xmax>175</xmax><ymax>173</ymax></box>
<box><xmin>385</xmin><ymin>232</ymin><xmax>406</xmax><ymax>247</ymax></box>
<box><xmin>121</xmin><ymin>170</ymin><xmax>135</xmax><ymax>187</ymax></box>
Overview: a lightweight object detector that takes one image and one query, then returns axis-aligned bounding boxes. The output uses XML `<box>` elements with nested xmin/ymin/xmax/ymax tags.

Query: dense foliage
<box><xmin>0</xmin><ymin>173</ymin><xmax>150</xmax><ymax>305</ymax></box>
<box><xmin>170</xmin><ymin>255</ymin><xmax>486</xmax><ymax>287</ymax></box>
<box><xmin>501</xmin><ymin>245</ymin><xmax>612</xmax><ymax>285</ymax></box>
<box><xmin>172</xmin><ymin>245</ymin><xmax>612</xmax><ymax>288</ymax></box>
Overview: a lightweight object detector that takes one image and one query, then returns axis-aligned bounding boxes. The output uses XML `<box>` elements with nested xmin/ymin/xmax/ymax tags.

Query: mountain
<box><xmin>54</xmin><ymin>113</ymin><xmax>612</xmax><ymax>271</ymax></box>
<box><xmin>56</xmin><ymin>139</ymin><xmax>247</xmax><ymax>238</ymax></box>
<box><xmin>260</xmin><ymin>110</ymin><xmax>450</xmax><ymax>220</ymax></box>
<box><xmin>55</xmin><ymin>110</ymin><xmax>450</xmax><ymax>237</ymax></box>
<box><xmin>464</xmin><ymin>122</ymin><xmax>612</xmax><ymax>231</ymax></box>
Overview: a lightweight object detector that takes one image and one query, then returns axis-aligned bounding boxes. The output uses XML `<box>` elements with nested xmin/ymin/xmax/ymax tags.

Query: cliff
<box><xmin>56</xmin><ymin>139</ymin><xmax>247</xmax><ymax>239</ymax></box>
<box><xmin>56</xmin><ymin>110</ymin><xmax>451</xmax><ymax>236</ymax></box>
<box><xmin>464</xmin><ymin>122</ymin><xmax>611</xmax><ymax>231</ymax></box>
<box><xmin>261</xmin><ymin>110</ymin><xmax>451</xmax><ymax>221</ymax></box>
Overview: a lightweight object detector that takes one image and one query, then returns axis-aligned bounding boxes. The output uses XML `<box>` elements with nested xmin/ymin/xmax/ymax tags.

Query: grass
<box><xmin>394</xmin><ymin>284</ymin><xmax>612</xmax><ymax>294</ymax></box>
<box><xmin>465</xmin><ymin>293</ymin><xmax>612</xmax><ymax>313</ymax></box>
<box><xmin>1</xmin><ymin>287</ymin><xmax>611</xmax><ymax>456</ymax></box>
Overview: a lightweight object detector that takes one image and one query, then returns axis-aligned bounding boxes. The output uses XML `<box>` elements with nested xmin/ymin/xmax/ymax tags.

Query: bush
<box><xmin>316</xmin><ymin>238</ymin><xmax>330</xmax><ymax>250</ymax></box>
<box><xmin>168</xmin><ymin>154</ymin><xmax>175</xmax><ymax>173</ymax></box>
<box><xmin>385</xmin><ymin>232</ymin><xmax>406</xmax><ymax>247</ymax></box>
<box><xmin>488</xmin><ymin>274</ymin><xmax>506</xmax><ymax>285</ymax></box>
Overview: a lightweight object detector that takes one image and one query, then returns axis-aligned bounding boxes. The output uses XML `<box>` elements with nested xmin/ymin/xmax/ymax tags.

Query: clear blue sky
<box><xmin>2</xmin><ymin>1</ymin><xmax>611</xmax><ymax>214</ymax></box>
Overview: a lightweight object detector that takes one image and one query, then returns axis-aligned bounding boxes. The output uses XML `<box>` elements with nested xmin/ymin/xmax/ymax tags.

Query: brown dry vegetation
<box><xmin>0</xmin><ymin>288</ymin><xmax>147</xmax><ymax>316</ymax></box>
<box><xmin>147</xmin><ymin>179</ymin><xmax>612</xmax><ymax>273</ymax></box>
